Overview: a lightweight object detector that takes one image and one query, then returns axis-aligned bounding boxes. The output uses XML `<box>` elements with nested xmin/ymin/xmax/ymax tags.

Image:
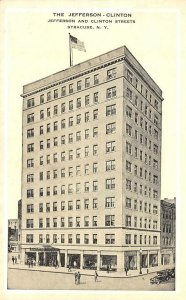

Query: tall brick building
<box><xmin>20</xmin><ymin>46</ymin><xmax>163</xmax><ymax>271</ymax></box>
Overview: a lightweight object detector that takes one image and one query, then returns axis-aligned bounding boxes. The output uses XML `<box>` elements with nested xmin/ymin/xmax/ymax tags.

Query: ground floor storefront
<box><xmin>161</xmin><ymin>248</ymin><xmax>175</xmax><ymax>265</ymax></box>
<box><xmin>21</xmin><ymin>246</ymin><xmax>161</xmax><ymax>272</ymax></box>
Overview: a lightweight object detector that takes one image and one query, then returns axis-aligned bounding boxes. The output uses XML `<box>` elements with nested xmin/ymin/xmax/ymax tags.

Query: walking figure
<box><xmin>12</xmin><ymin>257</ymin><xmax>15</xmax><ymax>264</ymax></box>
<box><xmin>77</xmin><ymin>271</ymin><xmax>81</xmax><ymax>284</ymax></box>
<box><xmin>74</xmin><ymin>272</ymin><xmax>78</xmax><ymax>284</ymax></box>
<box><xmin>125</xmin><ymin>267</ymin><xmax>128</xmax><ymax>276</ymax></box>
<box><xmin>94</xmin><ymin>270</ymin><xmax>98</xmax><ymax>282</ymax></box>
<box><xmin>107</xmin><ymin>265</ymin><xmax>109</xmax><ymax>273</ymax></box>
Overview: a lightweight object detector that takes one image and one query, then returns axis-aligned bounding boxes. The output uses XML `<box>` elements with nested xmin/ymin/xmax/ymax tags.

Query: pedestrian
<box><xmin>94</xmin><ymin>270</ymin><xmax>98</xmax><ymax>282</ymax></box>
<box><xmin>12</xmin><ymin>257</ymin><xmax>14</xmax><ymax>264</ymax></box>
<box><xmin>147</xmin><ymin>268</ymin><xmax>149</xmax><ymax>274</ymax></box>
<box><xmin>125</xmin><ymin>267</ymin><xmax>128</xmax><ymax>276</ymax></box>
<box><xmin>15</xmin><ymin>257</ymin><xmax>17</xmax><ymax>264</ymax></box>
<box><xmin>74</xmin><ymin>272</ymin><xmax>78</xmax><ymax>284</ymax></box>
<box><xmin>28</xmin><ymin>259</ymin><xmax>31</xmax><ymax>268</ymax></box>
<box><xmin>107</xmin><ymin>265</ymin><xmax>109</xmax><ymax>273</ymax></box>
<box><xmin>68</xmin><ymin>264</ymin><xmax>72</xmax><ymax>272</ymax></box>
<box><xmin>77</xmin><ymin>271</ymin><xmax>81</xmax><ymax>284</ymax></box>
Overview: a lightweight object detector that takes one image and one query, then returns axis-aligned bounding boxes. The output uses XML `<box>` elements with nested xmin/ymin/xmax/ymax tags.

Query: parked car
<box><xmin>157</xmin><ymin>270</ymin><xmax>171</xmax><ymax>280</ymax></box>
<box><xmin>166</xmin><ymin>268</ymin><xmax>175</xmax><ymax>278</ymax></box>
<box><xmin>150</xmin><ymin>273</ymin><xmax>169</xmax><ymax>285</ymax></box>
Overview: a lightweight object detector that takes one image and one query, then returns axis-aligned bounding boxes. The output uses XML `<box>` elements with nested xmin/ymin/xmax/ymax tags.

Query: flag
<box><xmin>70</xmin><ymin>34</ymin><xmax>86</xmax><ymax>52</ymax></box>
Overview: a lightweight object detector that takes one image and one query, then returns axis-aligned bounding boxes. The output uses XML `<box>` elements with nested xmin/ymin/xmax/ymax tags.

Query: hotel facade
<box><xmin>20</xmin><ymin>46</ymin><xmax>163</xmax><ymax>272</ymax></box>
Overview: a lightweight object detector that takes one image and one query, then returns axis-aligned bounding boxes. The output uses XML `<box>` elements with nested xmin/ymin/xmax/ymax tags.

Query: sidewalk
<box><xmin>8</xmin><ymin>262</ymin><xmax>175</xmax><ymax>278</ymax></box>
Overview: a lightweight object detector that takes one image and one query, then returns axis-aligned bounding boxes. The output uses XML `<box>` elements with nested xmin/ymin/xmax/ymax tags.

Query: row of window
<box><xmin>126</xmin><ymin>123</ymin><xmax>159</xmax><ymax>142</ymax></box>
<box><xmin>26</xmin><ymin>232</ymin><xmax>158</xmax><ymax>245</ymax></box>
<box><xmin>26</xmin><ymin>86</ymin><xmax>117</xmax><ymax>122</ymax></box>
<box><xmin>26</xmin><ymin>68</ymin><xmax>117</xmax><ymax>109</ymax></box>
<box><xmin>26</xmin><ymin>179</ymin><xmax>158</xmax><ymax>199</ymax></box>
<box><xmin>27</xmin><ymin>160</ymin><xmax>115</xmax><ymax>183</ymax></box>
<box><xmin>26</xmin><ymin>214</ymin><xmax>158</xmax><ymax>229</ymax></box>
<box><xmin>126</xmin><ymin>179</ymin><xmax>158</xmax><ymax>199</ymax></box>
<box><xmin>126</xmin><ymin>161</ymin><xmax>159</xmax><ymax>184</ymax></box>
<box><xmin>126</xmin><ymin>69</ymin><xmax>160</xmax><ymax>112</ymax></box>
<box><xmin>26</xmin><ymin>198</ymin><xmax>158</xmax><ymax>214</ymax></box>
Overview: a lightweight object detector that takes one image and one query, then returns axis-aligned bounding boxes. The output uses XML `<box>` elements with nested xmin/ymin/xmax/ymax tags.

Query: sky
<box><xmin>2</xmin><ymin>4</ymin><xmax>179</xmax><ymax>219</ymax></box>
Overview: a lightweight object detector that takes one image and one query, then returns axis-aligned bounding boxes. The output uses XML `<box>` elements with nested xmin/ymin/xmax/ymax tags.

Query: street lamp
<box><xmin>139</xmin><ymin>248</ymin><xmax>142</xmax><ymax>275</ymax></box>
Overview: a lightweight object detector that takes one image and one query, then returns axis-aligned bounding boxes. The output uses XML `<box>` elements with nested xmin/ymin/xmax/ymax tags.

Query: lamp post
<box><xmin>139</xmin><ymin>248</ymin><xmax>142</xmax><ymax>274</ymax></box>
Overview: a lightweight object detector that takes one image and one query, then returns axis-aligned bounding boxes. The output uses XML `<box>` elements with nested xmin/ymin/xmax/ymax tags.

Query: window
<box><xmin>105</xmin><ymin>197</ymin><xmax>115</xmax><ymax>208</ymax></box>
<box><xmin>153</xmin><ymin>205</ymin><xmax>158</xmax><ymax>214</ymax></box>
<box><xmin>69</xmin><ymin>100</ymin><xmax>73</xmax><ymax>111</ymax></box>
<box><xmin>126</xmin><ymin>106</ymin><xmax>132</xmax><ymax>118</ymax></box>
<box><xmin>93</xmin><ymin>127</ymin><xmax>98</xmax><ymax>137</ymax></box>
<box><xmin>106</xmin><ymin>141</ymin><xmax>115</xmax><ymax>153</ymax></box>
<box><xmin>61</xmin><ymin>217</ymin><xmax>65</xmax><ymax>227</ymax></box>
<box><xmin>61</xmin><ymin>135</ymin><xmax>65</xmax><ymax>145</ymax></box>
<box><xmin>27</xmin><ymin>159</ymin><xmax>34</xmax><ymax>168</ymax></box>
<box><xmin>84</xmin><ymin>216</ymin><xmax>89</xmax><ymax>227</ymax></box>
<box><xmin>153</xmin><ymin>236</ymin><xmax>157</xmax><ymax>245</ymax></box>
<box><xmin>154</xmin><ymin>99</ymin><xmax>159</xmax><ymax>110</ymax></box>
<box><xmin>53</xmin><ymin>234</ymin><xmax>57</xmax><ymax>243</ymax></box>
<box><xmin>93</xmin><ymin>180</ymin><xmax>98</xmax><ymax>191</ymax></box>
<box><xmin>84</xmin><ymin>129</ymin><xmax>89</xmax><ymax>140</ymax></box>
<box><xmin>76</xmin><ymin>148</ymin><xmax>81</xmax><ymax>158</ymax></box>
<box><xmin>85</xmin><ymin>95</ymin><xmax>90</xmax><ymax>106</ymax></box>
<box><xmin>93</xmin><ymin>234</ymin><xmax>97</xmax><ymax>244</ymax></box>
<box><xmin>106</xmin><ymin>122</ymin><xmax>116</xmax><ymax>134</ymax></box>
<box><xmin>94</xmin><ymin>74</ymin><xmax>99</xmax><ymax>85</ymax></box>
<box><xmin>39</xmin><ymin>234</ymin><xmax>43</xmax><ymax>243</ymax></box>
<box><xmin>107</xmin><ymin>68</ymin><xmax>116</xmax><ymax>79</ymax></box>
<box><xmin>93</xmin><ymin>144</ymin><xmax>98</xmax><ymax>155</ymax></box>
<box><xmin>105</xmin><ymin>234</ymin><xmax>115</xmax><ymax>244</ymax></box>
<box><xmin>40</xmin><ymin>94</ymin><xmax>44</xmax><ymax>104</ymax></box>
<box><xmin>76</xmin><ymin>165</ymin><xmax>81</xmax><ymax>176</ymax></box>
<box><xmin>153</xmin><ymin>159</ymin><xmax>158</xmax><ymax>170</ymax></box>
<box><xmin>53</xmin><ymin>202</ymin><xmax>57</xmax><ymax>211</ymax></box>
<box><xmin>126</xmin><ymin>124</ymin><xmax>132</xmax><ymax>136</ymax></box>
<box><xmin>46</xmin><ymin>203</ymin><xmax>50</xmax><ymax>212</ymax></box>
<box><xmin>26</xmin><ymin>234</ymin><xmax>33</xmax><ymax>243</ymax></box>
<box><xmin>76</xmin><ymin>183</ymin><xmax>81</xmax><ymax>193</ymax></box>
<box><xmin>93</xmin><ymin>109</ymin><xmax>98</xmax><ymax>120</ymax></box>
<box><xmin>93</xmin><ymin>198</ymin><xmax>98</xmax><ymax>209</ymax></box>
<box><xmin>40</xmin><ymin>110</ymin><xmax>44</xmax><ymax>120</ymax></box>
<box><xmin>127</xmin><ymin>69</ymin><xmax>133</xmax><ymax>82</ymax></box>
<box><xmin>53</xmin><ymin>186</ymin><xmax>57</xmax><ymax>195</ymax></box>
<box><xmin>27</xmin><ymin>98</ymin><xmax>34</xmax><ymax>108</ymax></box>
<box><xmin>61</xmin><ymin>86</ymin><xmax>66</xmax><ymax>96</ymax></box>
<box><xmin>126</xmin><ymin>160</ymin><xmax>132</xmax><ymax>172</ymax></box>
<box><xmin>134</xmin><ymin>199</ymin><xmax>137</xmax><ymax>210</ymax></box>
<box><xmin>85</xmin><ymin>146</ymin><xmax>89</xmax><ymax>157</ymax></box>
<box><xmin>85</xmin><ymin>112</ymin><xmax>89</xmax><ymax>123</ymax></box>
<box><xmin>76</xmin><ymin>200</ymin><xmax>80</xmax><ymax>210</ymax></box>
<box><xmin>68</xmin><ymin>217</ymin><xmax>73</xmax><ymax>227</ymax></box>
<box><xmin>106</xmin><ymin>178</ymin><xmax>115</xmax><ymax>189</ymax></box>
<box><xmin>27</xmin><ymin>204</ymin><xmax>34</xmax><ymax>213</ymax></box>
<box><xmin>106</xmin><ymin>86</ymin><xmax>116</xmax><ymax>98</ymax></box>
<box><xmin>134</xmin><ymin>165</ymin><xmax>137</xmax><ymax>175</ymax></box>
<box><xmin>106</xmin><ymin>104</ymin><xmax>116</xmax><ymax>116</ymax></box>
<box><xmin>77</xmin><ymin>81</ymin><xmax>82</xmax><ymax>91</ymax></box>
<box><xmin>93</xmin><ymin>216</ymin><xmax>97</xmax><ymax>226</ymax></box>
<box><xmin>93</xmin><ymin>92</ymin><xmax>99</xmax><ymax>104</ymax></box>
<box><xmin>26</xmin><ymin>219</ymin><xmax>34</xmax><ymax>228</ymax></box>
<box><xmin>126</xmin><ymin>87</ymin><xmax>132</xmax><ymax>100</ymax></box>
<box><xmin>46</xmin><ymin>139</ymin><xmax>50</xmax><ymax>148</ymax></box>
<box><xmin>61</xmin><ymin>103</ymin><xmax>65</xmax><ymax>113</ymax></box>
<box><xmin>46</xmin><ymin>108</ymin><xmax>50</xmax><ymax>118</ymax></box>
<box><xmin>134</xmin><ymin>217</ymin><xmax>137</xmax><ymax>227</ymax></box>
<box><xmin>84</xmin><ymin>234</ymin><xmax>89</xmax><ymax>244</ymax></box>
<box><xmin>126</xmin><ymin>197</ymin><xmax>132</xmax><ymax>208</ymax></box>
<box><xmin>85</xmin><ymin>77</ymin><xmax>90</xmax><ymax>88</ymax></box>
<box><xmin>47</xmin><ymin>91</ymin><xmax>51</xmax><ymax>101</ymax></box>
<box><xmin>69</xmin><ymin>83</ymin><xmax>73</xmax><ymax>94</ymax></box>
<box><xmin>76</xmin><ymin>234</ymin><xmax>80</xmax><ymax>244</ymax></box>
<box><xmin>68</xmin><ymin>133</ymin><xmax>73</xmax><ymax>143</ymax></box>
<box><xmin>68</xmin><ymin>234</ymin><xmax>72</xmax><ymax>244</ymax></box>
<box><xmin>39</xmin><ymin>218</ymin><xmax>43</xmax><ymax>228</ymax></box>
<box><xmin>68</xmin><ymin>117</ymin><xmax>73</xmax><ymax>127</ymax></box>
<box><xmin>125</xmin><ymin>215</ymin><xmax>131</xmax><ymax>227</ymax></box>
<box><xmin>84</xmin><ymin>199</ymin><xmax>89</xmax><ymax>209</ymax></box>
<box><xmin>54</xmin><ymin>89</ymin><xmax>58</xmax><ymax>99</ymax></box>
<box><xmin>27</xmin><ymin>113</ymin><xmax>34</xmax><ymax>123</ymax></box>
<box><xmin>68</xmin><ymin>167</ymin><xmax>73</xmax><ymax>177</ymax></box>
<box><xmin>46</xmin><ymin>234</ymin><xmax>50</xmax><ymax>243</ymax></box>
<box><xmin>106</xmin><ymin>159</ymin><xmax>115</xmax><ymax>171</ymax></box>
<box><xmin>61</xmin><ymin>234</ymin><xmax>65</xmax><ymax>244</ymax></box>
<box><xmin>93</xmin><ymin>162</ymin><xmax>98</xmax><ymax>173</ymax></box>
<box><xmin>27</xmin><ymin>174</ymin><xmax>34</xmax><ymax>183</ymax></box>
<box><xmin>126</xmin><ymin>179</ymin><xmax>131</xmax><ymax>191</ymax></box>
<box><xmin>153</xmin><ymin>220</ymin><xmax>158</xmax><ymax>230</ymax></box>
<box><xmin>76</xmin><ymin>114</ymin><xmax>81</xmax><ymax>125</ymax></box>
<box><xmin>27</xmin><ymin>128</ymin><xmax>34</xmax><ymax>138</ymax></box>
<box><xmin>27</xmin><ymin>189</ymin><xmax>34</xmax><ymax>198</ymax></box>
<box><xmin>68</xmin><ymin>184</ymin><xmax>73</xmax><ymax>194</ymax></box>
<box><xmin>27</xmin><ymin>143</ymin><xmax>34</xmax><ymax>152</ymax></box>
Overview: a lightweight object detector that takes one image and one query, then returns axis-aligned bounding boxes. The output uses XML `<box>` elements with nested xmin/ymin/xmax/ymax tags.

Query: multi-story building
<box><xmin>8</xmin><ymin>218</ymin><xmax>19</xmax><ymax>261</ymax></box>
<box><xmin>160</xmin><ymin>197</ymin><xmax>176</xmax><ymax>265</ymax></box>
<box><xmin>20</xmin><ymin>46</ymin><xmax>163</xmax><ymax>271</ymax></box>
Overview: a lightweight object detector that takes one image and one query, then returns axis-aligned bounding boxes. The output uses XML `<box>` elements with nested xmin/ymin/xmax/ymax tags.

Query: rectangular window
<box><xmin>85</xmin><ymin>77</ymin><xmax>90</xmax><ymax>88</ymax></box>
<box><xmin>40</xmin><ymin>94</ymin><xmax>44</xmax><ymax>104</ymax></box>
<box><xmin>125</xmin><ymin>234</ymin><xmax>131</xmax><ymax>244</ymax></box>
<box><xmin>126</xmin><ymin>106</ymin><xmax>132</xmax><ymax>118</ymax></box>
<box><xmin>27</xmin><ymin>98</ymin><xmax>34</xmax><ymax>108</ymax></box>
<box><xmin>77</xmin><ymin>81</ymin><xmax>82</xmax><ymax>91</ymax></box>
<box><xmin>27</xmin><ymin>143</ymin><xmax>34</xmax><ymax>152</ymax></box>
<box><xmin>105</xmin><ymin>197</ymin><xmax>115</xmax><ymax>208</ymax></box>
<box><xmin>85</xmin><ymin>95</ymin><xmax>89</xmax><ymax>106</ymax></box>
<box><xmin>106</xmin><ymin>104</ymin><xmax>116</xmax><ymax>116</ymax></box>
<box><xmin>94</xmin><ymin>74</ymin><xmax>99</xmax><ymax>85</ymax></box>
<box><xmin>106</xmin><ymin>86</ymin><xmax>116</xmax><ymax>99</ymax></box>
<box><xmin>76</xmin><ymin>234</ymin><xmax>80</xmax><ymax>244</ymax></box>
<box><xmin>106</xmin><ymin>141</ymin><xmax>115</xmax><ymax>153</ymax></box>
<box><xmin>26</xmin><ymin>234</ymin><xmax>33</xmax><ymax>243</ymax></box>
<box><xmin>106</xmin><ymin>122</ymin><xmax>116</xmax><ymax>134</ymax></box>
<box><xmin>93</xmin><ymin>92</ymin><xmax>99</xmax><ymax>104</ymax></box>
<box><xmin>107</xmin><ymin>68</ymin><xmax>116</xmax><ymax>79</ymax></box>
<box><xmin>106</xmin><ymin>159</ymin><xmax>115</xmax><ymax>171</ymax></box>
<box><xmin>126</xmin><ymin>197</ymin><xmax>131</xmax><ymax>208</ymax></box>
<box><xmin>127</xmin><ymin>69</ymin><xmax>133</xmax><ymax>82</ymax></box>
<box><xmin>126</xmin><ymin>124</ymin><xmax>132</xmax><ymax>136</ymax></box>
<box><xmin>105</xmin><ymin>234</ymin><xmax>115</xmax><ymax>244</ymax></box>
<box><xmin>105</xmin><ymin>215</ymin><xmax>115</xmax><ymax>226</ymax></box>
<box><xmin>125</xmin><ymin>215</ymin><xmax>131</xmax><ymax>227</ymax></box>
<box><xmin>106</xmin><ymin>178</ymin><xmax>115</xmax><ymax>189</ymax></box>
<box><xmin>27</xmin><ymin>128</ymin><xmax>34</xmax><ymax>138</ymax></box>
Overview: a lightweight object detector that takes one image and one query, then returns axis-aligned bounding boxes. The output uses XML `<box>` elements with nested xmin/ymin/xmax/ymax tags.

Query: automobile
<box><xmin>166</xmin><ymin>268</ymin><xmax>175</xmax><ymax>278</ymax></box>
<box><xmin>150</xmin><ymin>273</ymin><xmax>170</xmax><ymax>285</ymax></box>
<box><xmin>157</xmin><ymin>269</ymin><xmax>171</xmax><ymax>280</ymax></box>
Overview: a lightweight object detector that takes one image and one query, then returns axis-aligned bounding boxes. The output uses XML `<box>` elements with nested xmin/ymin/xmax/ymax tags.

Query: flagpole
<box><xmin>69</xmin><ymin>33</ymin><xmax>72</xmax><ymax>67</ymax></box>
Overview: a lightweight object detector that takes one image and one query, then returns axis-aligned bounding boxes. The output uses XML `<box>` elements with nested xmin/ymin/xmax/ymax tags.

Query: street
<box><xmin>8</xmin><ymin>268</ymin><xmax>175</xmax><ymax>290</ymax></box>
